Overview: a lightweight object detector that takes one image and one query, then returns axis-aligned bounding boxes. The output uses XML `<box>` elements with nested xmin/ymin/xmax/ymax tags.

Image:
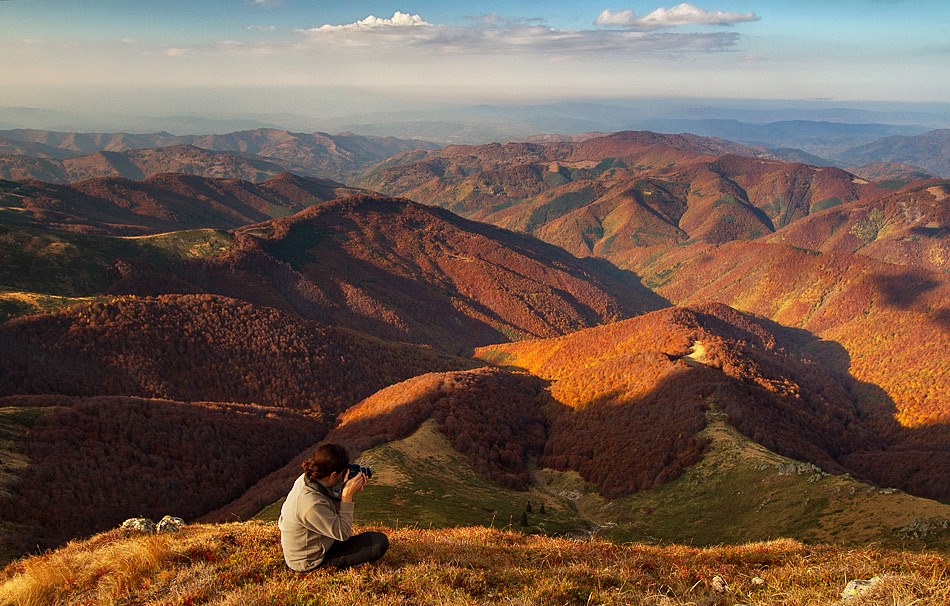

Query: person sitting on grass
<box><xmin>278</xmin><ymin>443</ymin><xmax>388</xmax><ymax>571</ymax></box>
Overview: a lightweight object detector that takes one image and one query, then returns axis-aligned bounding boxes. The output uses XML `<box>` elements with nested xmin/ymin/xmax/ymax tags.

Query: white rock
<box><xmin>841</xmin><ymin>575</ymin><xmax>886</xmax><ymax>600</ymax></box>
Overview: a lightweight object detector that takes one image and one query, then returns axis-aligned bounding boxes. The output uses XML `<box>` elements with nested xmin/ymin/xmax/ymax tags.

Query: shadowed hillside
<box><xmin>0</xmin><ymin>396</ymin><xmax>326</xmax><ymax>559</ymax></box>
<box><xmin>0</xmin><ymin>294</ymin><xmax>472</xmax><ymax>411</ymax></box>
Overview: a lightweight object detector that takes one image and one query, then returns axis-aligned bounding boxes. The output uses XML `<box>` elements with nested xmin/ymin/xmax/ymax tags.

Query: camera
<box><xmin>348</xmin><ymin>463</ymin><xmax>373</xmax><ymax>479</ymax></box>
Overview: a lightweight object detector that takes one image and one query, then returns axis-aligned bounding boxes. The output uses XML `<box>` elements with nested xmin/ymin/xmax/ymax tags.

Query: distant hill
<box><xmin>836</xmin><ymin>129</ymin><xmax>950</xmax><ymax>178</ymax></box>
<box><xmin>767</xmin><ymin>180</ymin><xmax>948</xmax><ymax>272</ymax></box>
<box><xmin>0</xmin><ymin>128</ymin><xmax>440</xmax><ymax>183</ymax></box>
<box><xmin>0</xmin><ymin>136</ymin><xmax>74</xmax><ymax>160</ymax></box>
<box><xmin>0</xmin><ymin>145</ymin><xmax>293</xmax><ymax>184</ymax></box>
<box><xmin>767</xmin><ymin>147</ymin><xmax>836</xmax><ymax>167</ymax></box>
<box><xmin>360</xmin><ymin>131</ymin><xmax>882</xmax><ymax>267</ymax></box>
<box><xmin>846</xmin><ymin>162</ymin><xmax>935</xmax><ymax>183</ymax></box>
<box><xmin>633</xmin><ymin>118</ymin><xmax>930</xmax><ymax>158</ymax></box>
<box><xmin>0</xmin><ymin>172</ymin><xmax>361</xmax><ymax>235</ymax></box>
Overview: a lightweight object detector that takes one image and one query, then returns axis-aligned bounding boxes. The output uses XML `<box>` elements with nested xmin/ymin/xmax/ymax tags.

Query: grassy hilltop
<box><xmin>2</xmin><ymin>522</ymin><xmax>948</xmax><ymax>606</ymax></box>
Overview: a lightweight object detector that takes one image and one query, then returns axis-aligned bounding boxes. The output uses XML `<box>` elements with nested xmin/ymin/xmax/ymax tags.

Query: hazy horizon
<box><xmin>1</xmin><ymin>0</ymin><xmax>947</xmax><ymax>135</ymax></box>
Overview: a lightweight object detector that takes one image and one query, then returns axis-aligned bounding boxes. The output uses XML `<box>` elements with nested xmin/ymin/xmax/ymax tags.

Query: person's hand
<box><xmin>341</xmin><ymin>472</ymin><xmax>367</xmax><ymax>502</ymax></box>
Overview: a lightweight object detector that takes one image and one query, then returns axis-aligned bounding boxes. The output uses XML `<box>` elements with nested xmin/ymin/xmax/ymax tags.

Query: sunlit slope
<box><xmin>477</xmin><ymin>304</ymin><xmax>948</xmax><ymax>502</ymax></box>
<box><xmin>637</xmin><ymin>241</ymin><xmax>948</xmax><ymax>431</ymax></box>
<box><xmin>767</xmin><ymin>180</ymin><xmax>948</xmax><ymax>273</ymax></box>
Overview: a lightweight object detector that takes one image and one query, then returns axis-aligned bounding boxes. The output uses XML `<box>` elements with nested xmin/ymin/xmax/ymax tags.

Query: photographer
<box><xmin>278</xmin><ymin>443</ymin><xmax>389</xmax><ymax>571</ymax></box>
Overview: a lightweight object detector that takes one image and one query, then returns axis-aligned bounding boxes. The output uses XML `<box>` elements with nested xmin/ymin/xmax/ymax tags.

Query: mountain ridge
<box><xmin>0</xmin><ymin>128</ymin><xmax>440</xmax><ymax>183</ymax></box>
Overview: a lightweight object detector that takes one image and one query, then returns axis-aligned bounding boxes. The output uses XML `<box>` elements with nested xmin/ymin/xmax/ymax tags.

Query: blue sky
<box><xmin>0</xmin><ymin>1</ymin><xmax>947</xmax><ymax>119</ymax></box>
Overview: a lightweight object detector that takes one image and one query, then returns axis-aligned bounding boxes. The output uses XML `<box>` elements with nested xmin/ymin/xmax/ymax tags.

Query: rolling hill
<box><xmin>634</xmin><ymin>118</ymin><xmax>930</xmax><ymax>159</ymax></box>
<box><xmin>836</xmin><ymin>129</ymin><xmax>950</xmax><ymax>178</ymax></box>
<box><xmin>0</xmin><ymin>172</ymin><xmax>362</xmax><ymax>235</ymax></box>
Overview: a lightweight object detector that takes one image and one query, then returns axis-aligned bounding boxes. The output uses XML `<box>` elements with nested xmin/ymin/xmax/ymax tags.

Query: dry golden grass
<box><xmin>1</xmin><ymin>523</ymin><xmax>946</xmax><ymax>606</ymax></box>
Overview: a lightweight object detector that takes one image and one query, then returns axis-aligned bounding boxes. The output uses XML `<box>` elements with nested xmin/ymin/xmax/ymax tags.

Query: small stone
<box><xmin>157</xmin><ymin>515</ymin><xmax>186</xmax><ymax>533</ymax></box>
<box><xmin>711</xmin><ymin>575</ymin><xmax>728</xmax><ymax>593</ymax></box>
<box><xmin>121</xmin><ymin>518</ymin><xmax>156</xmax><ymax>534</ymax></box>
<box><xmin>841</xmin><ymin>576</ymin><xmax>886</xmax><ymax>600</ymax></box>
<box><xmin>751</xmin><ymin>576</ymin><xmax>765</xmax><ymax>587</ymax></box>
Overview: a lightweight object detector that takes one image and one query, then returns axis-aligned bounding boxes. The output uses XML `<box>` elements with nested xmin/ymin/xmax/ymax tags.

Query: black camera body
<box><xmin>348</xmin><ymin>463</ymin><xmax>373</xmax><ymax>479</ymax></box>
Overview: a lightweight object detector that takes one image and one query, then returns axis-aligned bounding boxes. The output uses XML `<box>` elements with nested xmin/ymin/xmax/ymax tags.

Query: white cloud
<box><xmin>595</xmin><ymin>9</ymin><xmax>636</xmax><ymax>26</ymax></box>
<box><xmin>297</xmin><ymin>12</ymin><xmax>740</xmax><ymax>55</ymax></box>
<box><xmin>596</xmin><ymin>4</ymin><xmax>759</xmax><ymax>27</ymax></box>
<box><xmin>246</xmin><ymin>25</ymin><xmax>277</xmax><ymax>31</ymax></box>
<box><xmin>166</xmin><ymin>47</ymin><xmax>189</xmax><ymax>57</ymax></box>
<box><xmin>314</xmin><ymin>11</ymin><xmax>431</xmax><ymax>32</ymax></box>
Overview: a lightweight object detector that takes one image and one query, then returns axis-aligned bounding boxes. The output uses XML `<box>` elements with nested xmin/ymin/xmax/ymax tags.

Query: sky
<box><xmin>0</xmin><ymin>0</ymin><xmax>947</xmax><ymax>125</ymax></box>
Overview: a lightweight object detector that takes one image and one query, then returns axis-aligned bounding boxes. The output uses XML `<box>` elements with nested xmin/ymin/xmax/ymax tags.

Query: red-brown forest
<box><xmin>0</xmin><ymin>395</ymin><xmax>326</xmax><ymax>555</ymax></box>
<box><xmin>0</xmin><ymin>293</ymin><xmax>472</xmax><ymax>415</ymax></box>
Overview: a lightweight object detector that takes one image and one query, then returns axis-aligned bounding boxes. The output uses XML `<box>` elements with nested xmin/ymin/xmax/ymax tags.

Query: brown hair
<box><xmin>302</xmin><ymin>443</ymin><xmax>349</xmax><ymax>482</ymax></box>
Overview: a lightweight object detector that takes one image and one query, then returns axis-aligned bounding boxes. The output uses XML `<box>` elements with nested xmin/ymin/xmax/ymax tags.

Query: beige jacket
<box><xmin>278</xmin><ymin>473</ymin><xmax>355</xmax><ymax>571</ymax></box>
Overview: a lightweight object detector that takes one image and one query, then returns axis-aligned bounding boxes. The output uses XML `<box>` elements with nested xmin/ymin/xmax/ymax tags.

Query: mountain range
<box><xmin>359</xmin><ymin>131</ymin><xmax>895</xmax><ymax>268</ymax></box>
<box><xmin>0</xmin><ymin>127</ymin><xmax>945</xmax><ymax>564</ymax></box>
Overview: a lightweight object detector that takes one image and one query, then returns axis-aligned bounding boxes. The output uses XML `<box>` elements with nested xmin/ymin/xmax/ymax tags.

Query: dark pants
<box><xmin>321</xmin><ymin>531</ymin><xmax>389</xmax><ymax>569</ymax></box>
